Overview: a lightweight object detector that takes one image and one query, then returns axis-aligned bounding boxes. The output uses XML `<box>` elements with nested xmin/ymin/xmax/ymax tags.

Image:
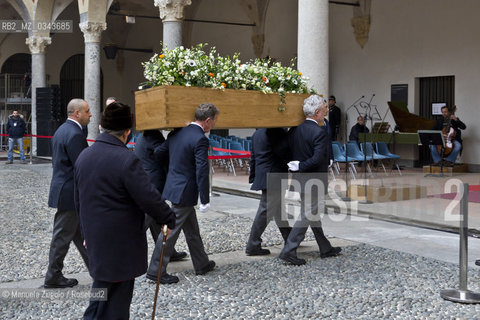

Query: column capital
<box><xmin>155</xmin><ymin>0</ymin><xmax>192</xmax><ymax>22</ymax></box>
<box><xmin>79</xmin><ymin>22</ymin><xmax>107</xmax><ymax>43</ymax></box>
<box><xmin>25</xmin><ymin>36</ymin><xmax>51</xmax><ymax>54</ymax></box>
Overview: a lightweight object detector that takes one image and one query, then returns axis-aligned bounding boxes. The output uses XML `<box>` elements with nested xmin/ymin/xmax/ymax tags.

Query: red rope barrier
<box><xmin>1</xmin><ymin>134</ymin><xmax>249</xmax><ymax>158</ymax></box>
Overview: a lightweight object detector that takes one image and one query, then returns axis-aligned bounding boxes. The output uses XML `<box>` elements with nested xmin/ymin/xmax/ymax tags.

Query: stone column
<box><xmin>26</xmin><ymin>36</ymin><xmax>51</xmax><ymax>156</ymax></box>
<box><xmin>79</xmin><ymin>22</ymin><xmax>106</xmax><ymax>141</ymax></box>
<box><xmin>155</xmin><ymin>0</ymin><xmax>192</xmax><ymax>49</ymax></box>
<box><xmin>297</xmin><ymin>0</ymin><xmax>329</xmax><ymax>95</ymax></box>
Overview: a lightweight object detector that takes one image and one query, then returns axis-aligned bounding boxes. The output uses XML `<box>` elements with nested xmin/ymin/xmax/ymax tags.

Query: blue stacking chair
<box><xmin>376</xmin><ymin>142</ymin><xmax>401</xmax><ymax>175</ymax></box>
<box><xmin>126</xmin><ymin>133</ymin><xmax>139</xmax><ymax>150</ymax></box>
<box><xmin>332</xmin><ymin>143</ymin><xmax>356</xmax><ymax>180</ymax></box>
<box><xmin>209</xmin><ymin>139</ymin><xmax>231</xmax><ymax>174</ymax></box>
<box><xmin>360</xmin><ymin>142</ymin><xmax>389</xmax><ymax>175</ymax></box>
<box><xmin>229</xmin><ymin>141</ymin><xmax>249</xmax><ymax>176</ymax></box>
<box><xmin>243</xmin><ymin>140</ymin><xmax>252</xmax><ymax>152</ymax></box>
<box><xmin>345</xmin><ymin>141</ymin><xmax>373</xmax><ymax>177</ymax></box>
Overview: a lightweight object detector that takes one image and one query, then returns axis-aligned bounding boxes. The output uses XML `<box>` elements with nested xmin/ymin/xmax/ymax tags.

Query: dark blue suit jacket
<box><xmin>134</xmin><ymin>130</ymin><xmax>167</xmax><ymax>194</ymax></box>
<box><xmin>289</xmin><ymin>119</ymin><xmax>329</xmax><ymax>173</ymax></box>
<box><xmin>249</xmin><ymin>128</ymin><xmax>291</xmax><ymax>191</ymax></box>
<box><xmin>74</xmin><ymin>133</ymin><xmax>175</xmax><ymax>282</ymax></box>
<box><xmin>155</xmin><ymin>124</ymin><xmax>210</xmax><ymax>206</ymax></box>
<box><xmin>322</xmin><ymin>119</ymin><xmax>333</xmax><ymax>161</ymax></box>
<box><xmin>48</xmin><ymin>119</ymin><xmax>88</xmax><ymax>211</ymax></box>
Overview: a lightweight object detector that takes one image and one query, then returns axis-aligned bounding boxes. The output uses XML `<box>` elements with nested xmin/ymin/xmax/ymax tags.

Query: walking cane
<box><xmin>151</xmin><ymin>225</ymin><xmax>168</xmax><ymax>320</ymax></box>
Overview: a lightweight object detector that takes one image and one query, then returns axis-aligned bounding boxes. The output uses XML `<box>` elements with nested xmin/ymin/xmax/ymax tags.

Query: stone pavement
<box><xmin>1</xmin><ymin>160</ymin><xmax>480</xmax><ymax>319</ymax></box>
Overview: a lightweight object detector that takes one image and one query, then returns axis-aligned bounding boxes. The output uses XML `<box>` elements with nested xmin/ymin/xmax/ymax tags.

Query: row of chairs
<box><xmin>209</xmin><ymin>134</ymin><xmax>252</xmax><ymax>176</ymax></box>
<box><xmin>209</xmin><ymin>134</ymin><xmax>252</xmax><ymax>152</ymax></box>
<box><xmin>332</xmin><ymin>141</ymin><xmax>401</xmax><ymax>180</ymax></box>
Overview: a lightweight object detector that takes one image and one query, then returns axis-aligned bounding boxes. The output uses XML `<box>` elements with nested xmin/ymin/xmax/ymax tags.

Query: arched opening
<box><xmin>1</xmin><ymin>53</ymin><xmax>31</xmax><ymax>74</ymax></box>
<box><xmin>59</xmin><ymin>54</ymin><xmax>103</xmax><ymax>122</ymax></box>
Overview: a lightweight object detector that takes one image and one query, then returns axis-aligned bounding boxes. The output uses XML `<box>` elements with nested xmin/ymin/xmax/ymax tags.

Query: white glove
<box><xmin>329</xmin><ymin>159</ymin><xmax>334</xmax><ymax>168</ymax></box>
<box><xmin>199</xmin><ymin>203</ymin><xmax>210</xmax><ymax>213</ymax></box>
<box><xmin>287</xmin><ymin>160</ymin><xmax>300</xmax><ymax>172</ymax></box>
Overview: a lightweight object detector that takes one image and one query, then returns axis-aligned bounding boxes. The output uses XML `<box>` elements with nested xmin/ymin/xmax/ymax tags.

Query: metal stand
<box><xmin>359</xmin><ymin>104</ymin><xmax>372</xmax><ymax>205</ymax></box>
<box><xmin>342</xmin><ymin>112</ymin><xmax>352</xmax><ymax>202</ymax></box>
<box><xmin>209</xmin><ymin>158</ymin><xmax>220</xmax><ymax>197</ymax></box>
<box><xmin>440</xmin><ymin>183</ymin><xmax>480</xmax><ymax>304</ymax></box>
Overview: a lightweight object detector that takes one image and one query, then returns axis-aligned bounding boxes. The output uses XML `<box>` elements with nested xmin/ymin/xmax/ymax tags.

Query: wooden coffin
<box><xmin>134</xmin><ymin>86</ymin><xmax>310</xmax><ymax>130</ymax></box>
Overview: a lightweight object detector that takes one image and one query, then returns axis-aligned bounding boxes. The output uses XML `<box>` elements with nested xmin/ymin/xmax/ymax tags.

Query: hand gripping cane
<box><xmin>151</xmin><ymin>225</ymin><xmax>168</xmax><ymax>320</ymax></box>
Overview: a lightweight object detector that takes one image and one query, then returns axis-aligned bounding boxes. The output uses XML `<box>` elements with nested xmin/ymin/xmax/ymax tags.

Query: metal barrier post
<box><xmin>29</xmin><ymin>134</ymin><xmax>33</xmax><ymax>164</ymax></box>
<box><xmin>440</xmin><ymin>183</ymin><xmax>480</xmax><ymax>303</ymax></box>
<box><xmin>209</xmin><ymin>148</ymin><xmax>219</xmax><ymax>198</ymax></box>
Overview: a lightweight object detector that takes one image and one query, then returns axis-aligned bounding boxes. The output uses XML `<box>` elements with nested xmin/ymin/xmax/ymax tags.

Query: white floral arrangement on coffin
<box><xmin>141</xmin><ymin>43</ymin><xmax>316</xmax><ymax>99</ymax></box>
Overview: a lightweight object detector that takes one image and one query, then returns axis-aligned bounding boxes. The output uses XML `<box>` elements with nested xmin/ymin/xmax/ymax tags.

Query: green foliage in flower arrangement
<box><xmin>141</xmin><ymin>43</ymin><xmax>316</xmax><ymax>97</ymax></box>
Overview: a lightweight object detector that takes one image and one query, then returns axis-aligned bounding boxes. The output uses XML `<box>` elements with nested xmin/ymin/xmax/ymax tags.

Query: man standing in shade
<box><xmin>147</xmin><ymin>103</ymin><xmax>219</xmax><ymax>284</ymax></box>
<box><xmin>280</xmin><ymin>95</ymin><xmax>341</xmax><ymax>265</ymax></box>
<box><xmin>44</xmin><ymin>99</ymin><xmax>91</xmax><ymax>288</ymax></box>
<box><xmin>328</xmin><ymin>95</ymin><xmax>341</xmax><ymax>141</ymax></box>
<box><xmin>75</xmin><ymin>102</ymin><xmax>175</xmax><ymax>319</ymax></box>
<box><xmin>245</xmin><ymin>128</ymin><xmax>292</xmax><ymax>256</ymax></box>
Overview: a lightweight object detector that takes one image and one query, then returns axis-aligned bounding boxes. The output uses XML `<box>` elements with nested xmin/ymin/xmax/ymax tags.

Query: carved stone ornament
<box><xmin>155</xmin><ymin>0</ymin><xmax>192</xmax><ymax>22</ymax></box>
<box><xmin>79</xmin><ymin>22</ymin><xmax>107</xmax><ymax>43</ymax></box>
<box><xmin>25</xmin><ymin>36</ymin><xmax>52</xmax><ymax>54</ymax></box>
<box><xmin>351</xmin><ymin>15</ymin><xmax>370</xmax><ymax>48</ymax></box>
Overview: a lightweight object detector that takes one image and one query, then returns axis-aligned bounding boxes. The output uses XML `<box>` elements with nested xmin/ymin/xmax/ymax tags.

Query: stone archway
<box><xmin>60</xmin><ymin>54</ymin><xmax>103</xmax><ymax>121</ymax></box>
<box><xmin>1</xmin><ymin>53</ymin><xmax>31</xmax><ymax>74</ymax></box>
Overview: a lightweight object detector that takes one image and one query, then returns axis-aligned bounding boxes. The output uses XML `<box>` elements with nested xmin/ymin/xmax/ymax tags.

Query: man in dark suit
<box><xmin>279</xmin><ymin>95</ymin><xmax>342</xmax><ymax>265</ymax></box>
<box><xmin>328</xmin><ymin>95</ymin><xmax>341</xmax><ymax>141</ymax></box>
<box><xmin>44</xmin><ymin>99</ymin><xmax>91</xmax><ymax>288</ymax></box>
<box><xmin>245</xmin><ymin>128</ymin><xmax>292</xmax><ymax>255</ymax></box>
<box><xmin>75</xmin><ymin>102</ymin><xmax>175</xmax><ymax>319</ymax></box>
<box><xmin>147</xmin><ymin>103</ymin><xmax>219</xmax><ymax>284</ymax></box>
<box><xmin>134</xmin><ymin>130</ymin><xmax>187</xmax><ymax>261</ymax></box>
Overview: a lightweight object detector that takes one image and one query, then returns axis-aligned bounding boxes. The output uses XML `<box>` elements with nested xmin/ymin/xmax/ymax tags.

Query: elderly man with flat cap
<box><xmin>74</xmin><ymin>102</ymin><xmax>175</xmax><ymax>319</ymax></box>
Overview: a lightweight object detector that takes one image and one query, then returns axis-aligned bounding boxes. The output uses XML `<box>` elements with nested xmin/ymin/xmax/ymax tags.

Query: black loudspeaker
<box><xmin>36</xmin><ymin>86</ymin><xmax>61</xmax><ymax>156</ymax></box>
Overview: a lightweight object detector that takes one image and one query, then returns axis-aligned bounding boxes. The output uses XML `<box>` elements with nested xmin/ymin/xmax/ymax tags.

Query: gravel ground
<box><xmin>0</xmin><ymin>163</ymin><xmax>311</xmax><ymax>283</ymax></box>
<box><xmin>2</xmin><ymin>162</ymin><xmax>480</xmax><ymax>319</ymax></box>
<box><xmin>2</xmin><ymin>245</ymin><xmax>480</xmax><ymax>319</ymax></box>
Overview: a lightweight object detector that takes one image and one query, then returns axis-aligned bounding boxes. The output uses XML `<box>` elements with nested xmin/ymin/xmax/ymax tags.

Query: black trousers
<box><xmin>246</xmin><ymin>190</ymin><xmax>291</xmax><ymax>251</ymax></box>
<box><xmin>84</xmin><ymin>279</ymin><xmax>135</xmax><ymax>320</ymax></box>
<box><xmin>45</xmin><ymin>209</ymin><xmax>89</xmax><ymax>283</ymax></box>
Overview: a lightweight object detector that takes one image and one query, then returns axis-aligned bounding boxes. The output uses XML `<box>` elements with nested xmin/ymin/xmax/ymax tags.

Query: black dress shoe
<box><xmin>476</xmin><ymin>259</ymin><xmax>480</xmax><ymax>266</ymax></box>
<box><xmin>245</xmin><ymin>248</ymin><xmax>271</xmax><ymax>256</ymax></box>
<box><xmin>146</xmin><ymin>273</ymin><xmax>179</xmax><ymax>284</ymax></box>
<box><xmin>279</xmin><ymin>254</ymin><xmax>306</xmax><ymax>265</ymax></box>
<box><xmin>195</xmin><ymin>260</ymin><xmax>216</xmax><ymax>275</ymax></box>
<box><xmin>44</xmin><ymin>276</ymin><xmax>79</xmax><ymax>289</ymax></box>
<box><xmin>320</xmin><ymin>246</ymin><xmax>342</xmax><ymax>259</ymax></box>
<box><xmin>170</xmin><ymin>251</ymin><xmax>188</xmax><ymax>262</ymax></box>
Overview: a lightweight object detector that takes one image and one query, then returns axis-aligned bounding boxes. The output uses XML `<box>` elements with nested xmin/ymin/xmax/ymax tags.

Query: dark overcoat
<box><xmin>154</xmin><ymin>124</ymin><xmax>210</xmax><ymax>206</ymax></box>
<box><xmin>48</xmin><ymin>120</ymin><xmax>88</xmax><ymax>211</ymax></box>
<box><xmin>134</xmin><ymin>130</ymin><xmax>167</xmax><ymax>193</ymax></box>
<box><xmin>249</xmin><ymin>128</ymin><xmax>291</xmax><ymax>191</ymax></box>
<box><xmin>74</xmin><ymin>133</ymin><xmax>175</xmax><ymax>282</ymax></box>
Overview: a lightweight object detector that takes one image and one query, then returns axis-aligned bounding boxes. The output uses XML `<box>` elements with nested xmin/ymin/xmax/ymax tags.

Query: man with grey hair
<box><xmin>44</xmin><ymin>98</ymin><xmax>91</xmax><ymax>288</ymax></box>
<box><xmin>279</xmin><ymin>95</ymin><xmax>341</xmax><ymax>265</ymax></box>
<box><xmin>147</xmin><ymin>103</ymin><xmax>219</xmax><ymax>284</ymax></box>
